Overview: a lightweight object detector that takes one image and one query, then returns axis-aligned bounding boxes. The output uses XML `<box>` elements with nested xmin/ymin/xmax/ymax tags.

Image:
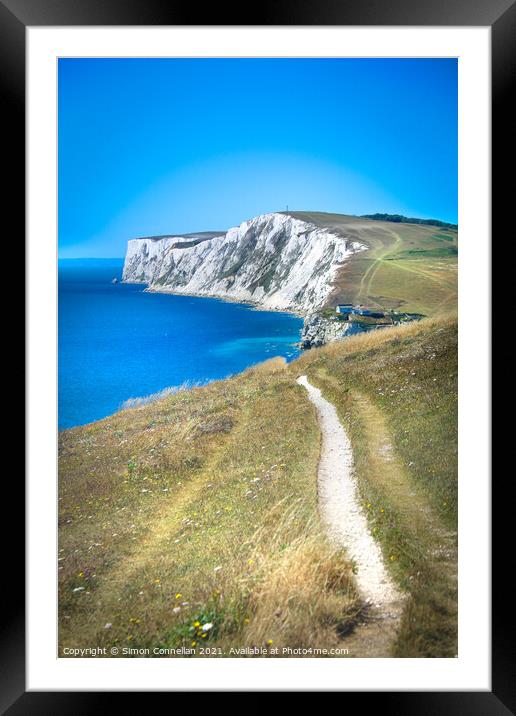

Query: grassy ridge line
<box><xmin>294</xmin><ymin>315</ymin><xmax>458</xmax><ymax>656</ymax></box>
<box><xmin>59</xmin><ymin>359</ymin><xmax>361</xmax><ymax>656</ymax></box>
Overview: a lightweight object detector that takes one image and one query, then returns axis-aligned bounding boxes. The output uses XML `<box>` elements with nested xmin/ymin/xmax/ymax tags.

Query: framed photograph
<box><xmin>4</xmin><ymin>0</ymin><xmax>507</xmax><ymax>708</ymax></box>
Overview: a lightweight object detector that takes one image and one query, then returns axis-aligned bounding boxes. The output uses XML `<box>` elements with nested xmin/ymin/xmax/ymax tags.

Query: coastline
<box><xmin>123</xmin><ymin>278</ymin><xmax>347</xmax><ymax>350</ymax></box>
<box><xmin>121</xmin><ymin>278</ymin><xmax>404</xmax><ymax>351</ymax></box>
<box><xmin>124</xmin><ymin>279</ymin><xmax>308</xmax><ymax>320</ymax></box>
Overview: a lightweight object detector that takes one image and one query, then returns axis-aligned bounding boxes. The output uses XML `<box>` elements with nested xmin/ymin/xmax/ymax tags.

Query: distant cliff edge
<box><xmin>122</xmin><ymin>212</ymin><xmax>365</xmax><ymax>319</ymax></box>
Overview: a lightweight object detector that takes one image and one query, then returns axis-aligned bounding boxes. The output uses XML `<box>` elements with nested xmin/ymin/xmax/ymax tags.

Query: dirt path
<box><xmin>297</xmin><ymin>375</ymin><xmax>405</xmax><ymax>656</ymax></box>
<box><xmin>357</xmin><ymin>229</ymin><xmax>402</xmax><ymax>304</ymax></box>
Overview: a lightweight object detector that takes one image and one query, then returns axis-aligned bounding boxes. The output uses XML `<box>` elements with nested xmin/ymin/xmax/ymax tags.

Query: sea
<box><xmin>58</xmin><ymin>259</ymin><xmax>303</xmax><ymax>430</ymax></box>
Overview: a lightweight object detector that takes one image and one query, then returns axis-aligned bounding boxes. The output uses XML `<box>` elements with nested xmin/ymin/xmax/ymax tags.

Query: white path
<box><xmin>297</xmin><ymin>375</ymin><xmax>403</xmax><ymax>613</ymax></box>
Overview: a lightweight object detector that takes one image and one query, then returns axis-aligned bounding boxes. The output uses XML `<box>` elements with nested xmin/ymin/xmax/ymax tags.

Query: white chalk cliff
<box><xmin>122</xmin><ymin>212</ymin><xmax>364</xmax><ymax>316</ymax></box>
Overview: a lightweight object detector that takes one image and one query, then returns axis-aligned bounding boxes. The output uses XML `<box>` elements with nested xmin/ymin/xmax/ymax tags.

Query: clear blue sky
<box><xmin>58</xmin><ymin>58</ymin><xmax>457</xmax><ymax>258</ymax></box>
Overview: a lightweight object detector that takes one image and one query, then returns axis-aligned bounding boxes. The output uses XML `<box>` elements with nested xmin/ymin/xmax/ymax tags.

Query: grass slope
<box><xmin>59</xmin><ymin>359</ymin><xmax>360</xmax><ymax>657</ymax></box>
<box><xmin>59</xmin><ymin>315</ymin><xmax>457</xmax><ymax>658</ymax></box>
<box><xmin>286</xmin><ymin>211</ymin><xmax>458</xmax><ymax>316</ymax></box>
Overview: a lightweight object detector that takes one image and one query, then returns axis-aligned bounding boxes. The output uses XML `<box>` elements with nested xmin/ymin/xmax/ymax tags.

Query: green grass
<box><xmin>349</xmin><ymin>314</ymin><xmax>394</xmax><ymax>326</ymax></box>
<box><xmin>431</xmin><ymin>231</ymin><xmax>456</xmax><ymax>242</ymax></box>
<box><xmin>285</xmin><ymin>211</ymin><xmax>458</xmax><ymax>316</ymax></box>
<box><xmin>387</xmin><ymin>247</ymin><xmax>458</xmax><ymax>259</ymax></box>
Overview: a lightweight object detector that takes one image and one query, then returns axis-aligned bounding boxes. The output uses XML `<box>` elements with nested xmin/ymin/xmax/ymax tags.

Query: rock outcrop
<box><xmin>300</xmin><ymin>314</ymin><xmax>348</xmax><ymax>348</ymax></box>
<box><xmin>300</xmin><ymin>314</ymin><xmax>377</xmax><ymax>349</ymax></box>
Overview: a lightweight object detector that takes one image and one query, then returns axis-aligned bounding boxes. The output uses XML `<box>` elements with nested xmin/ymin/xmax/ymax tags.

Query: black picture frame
<box><xmin>5</xmin><ymin>0</ymin><xmax>507</xmax><ymax>710</ymax></box>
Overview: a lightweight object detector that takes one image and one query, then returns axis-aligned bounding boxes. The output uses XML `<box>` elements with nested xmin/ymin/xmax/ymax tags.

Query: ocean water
<box><xmin>58</xmin><ymin>259</ymin><xmax>303</xmax><ymax>430</ymax></box>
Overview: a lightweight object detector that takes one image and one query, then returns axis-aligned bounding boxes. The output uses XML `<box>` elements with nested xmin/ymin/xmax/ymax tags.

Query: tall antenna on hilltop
<box><xmin>286</xmin><ymin>204</ymin><xmax>288</xmax><ymax>214</ymax></box>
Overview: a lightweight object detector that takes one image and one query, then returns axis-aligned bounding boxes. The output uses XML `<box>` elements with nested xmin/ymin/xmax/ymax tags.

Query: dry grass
<box><xmin>244</xmin><ymin>537</ymin><xmax>359</xmax><ymax>651</ymax></box>
<box><xmin>296</xmin><ymin>313</ymin><xmax>451</xmax><ymax>367</ymax></box>
<box><xmin>59</xmin><ymin>357</ymin><xmax>360</xmax><ymax>657</ymax></box>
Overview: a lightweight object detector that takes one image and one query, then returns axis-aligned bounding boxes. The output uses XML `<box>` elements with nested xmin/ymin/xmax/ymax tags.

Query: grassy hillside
<box><xmin>295</xmin><ymin>314</ymin><xmax>458</xmax><ymax>657</ymax></box>
<box><xmin>286</xmin><ymin>211</ymin><xmax>458</xmax><ymax>316</ymax></box>
<box><xmin>59</xmin><ymin>315</ymin><xmax>457</xmax><ymax>658</ymax></box>
<box><xmin>59</xmin><ymin>359</ymin><xmax>361</xmax><ymax>657</ymax></box>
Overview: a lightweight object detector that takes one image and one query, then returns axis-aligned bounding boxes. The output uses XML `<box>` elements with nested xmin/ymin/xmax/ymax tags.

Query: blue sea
<box><xmin>58</xmin><ymin>259</ymin><xmax>303</xmax><ymax>430</ymax></box>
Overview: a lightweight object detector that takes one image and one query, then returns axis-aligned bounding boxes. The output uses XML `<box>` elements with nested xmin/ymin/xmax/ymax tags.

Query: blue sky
<box><xmin>58</xmin><ymin>58</ymin><xmax>457</xmax><ymax>258</ymax></box>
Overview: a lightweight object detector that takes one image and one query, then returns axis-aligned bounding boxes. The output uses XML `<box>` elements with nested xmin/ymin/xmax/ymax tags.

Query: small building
<box><xmin>336</xmin><ymin>304</ymin><xmax>353</xmax><ymax>315</ymax></box>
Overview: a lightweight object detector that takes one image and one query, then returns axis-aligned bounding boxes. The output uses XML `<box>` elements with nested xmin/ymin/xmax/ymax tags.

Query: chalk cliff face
<box><xmin>122</xmin><ymin>212</ymin><xmax>364</xmax><ymax>314</ymax></box>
